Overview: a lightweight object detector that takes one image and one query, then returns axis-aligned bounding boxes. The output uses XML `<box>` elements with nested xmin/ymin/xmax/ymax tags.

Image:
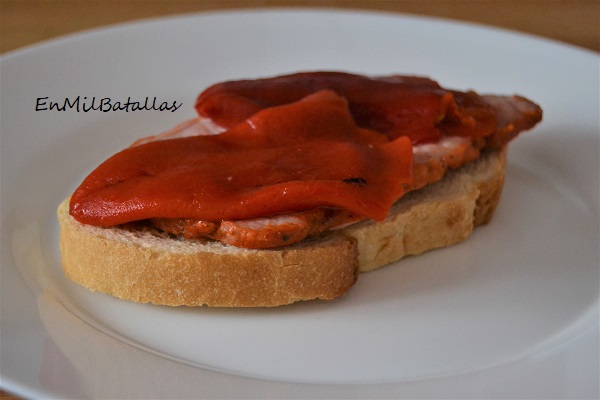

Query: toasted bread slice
<box><xmin>345</xmin><ymin>147</ymin><xmax>506</xmax><ymax>271</ymax></box>
<box><xmin>58</xmin><ymin>148</ymin><xmax>506</xmax><ymax>307</ymax></box>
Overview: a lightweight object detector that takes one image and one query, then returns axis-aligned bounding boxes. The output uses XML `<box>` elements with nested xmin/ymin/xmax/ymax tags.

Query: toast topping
<box><xmin>70</xmin><ymin>90</ymin><xmax>413</xmax><ymax>226</ymax></box>
<box><xmin>69</xmin><ymin>72</ymin><xmax>542</xmax><ymax>249</ymax></box>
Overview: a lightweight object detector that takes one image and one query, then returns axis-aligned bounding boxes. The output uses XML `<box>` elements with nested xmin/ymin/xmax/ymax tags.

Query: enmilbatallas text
<box><xmin>35</xmin><ymin>96</ymin><xmax>182</xmax><ymax>113</ymax></box>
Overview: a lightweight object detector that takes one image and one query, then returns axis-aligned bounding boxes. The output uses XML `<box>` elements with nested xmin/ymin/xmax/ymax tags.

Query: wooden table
<box><xmin>0</xmin><ymin>1</ymin><xmax>597</xmax><ymax>399</ymax></box>
<box><xmin>2</xmin><ymin>0</ymin><xmax>598</xmax><ymax>54</ymax></box>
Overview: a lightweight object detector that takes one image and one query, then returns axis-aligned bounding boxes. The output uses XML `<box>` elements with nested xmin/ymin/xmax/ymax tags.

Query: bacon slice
<box><xmin>481</xmin><ymin>95</ymin><xmax>544</xmax><ymax>148</ymax></box>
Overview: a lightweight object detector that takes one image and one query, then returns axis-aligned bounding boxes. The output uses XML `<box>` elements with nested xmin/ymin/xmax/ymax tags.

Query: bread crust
<box><xmin>58</xmin><ymin>149</ymin><xmax>506</xmax><ymax>307</ymax></box>
<box><xmin>345</xmin><ymin>148</ymin><xmax>506</xmax><ymax>271</ymax></box>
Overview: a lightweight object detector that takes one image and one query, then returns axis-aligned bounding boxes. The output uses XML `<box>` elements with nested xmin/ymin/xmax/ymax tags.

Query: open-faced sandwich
<box><xmin>58</xmin><ymin>72</ymin><xmax>543</xmax><ymax>307</ymax></box>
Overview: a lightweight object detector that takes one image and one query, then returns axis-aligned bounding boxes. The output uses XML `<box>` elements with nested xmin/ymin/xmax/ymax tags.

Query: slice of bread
<box><xmin>58</xmin><ymin>148</ymin><xmax>506</xmax><ymax>307</ymax></box>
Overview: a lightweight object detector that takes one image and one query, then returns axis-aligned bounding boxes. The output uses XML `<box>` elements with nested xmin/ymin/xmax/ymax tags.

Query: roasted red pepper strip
<box><xmin>195</xmin><ymin>72</ymin><xmax>497</xmax><ymax>144</ymax></box>
<box><xmin>70</xmin><ymin>90</ymin><xmax>413</xmax><ymax>226</ymax></box>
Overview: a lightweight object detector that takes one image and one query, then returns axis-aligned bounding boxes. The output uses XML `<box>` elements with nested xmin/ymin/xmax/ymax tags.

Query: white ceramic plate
<box><xmin>1</xmin><ymin>9</ymin><xmax>598</xmax><ymax>399</ymax></box>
